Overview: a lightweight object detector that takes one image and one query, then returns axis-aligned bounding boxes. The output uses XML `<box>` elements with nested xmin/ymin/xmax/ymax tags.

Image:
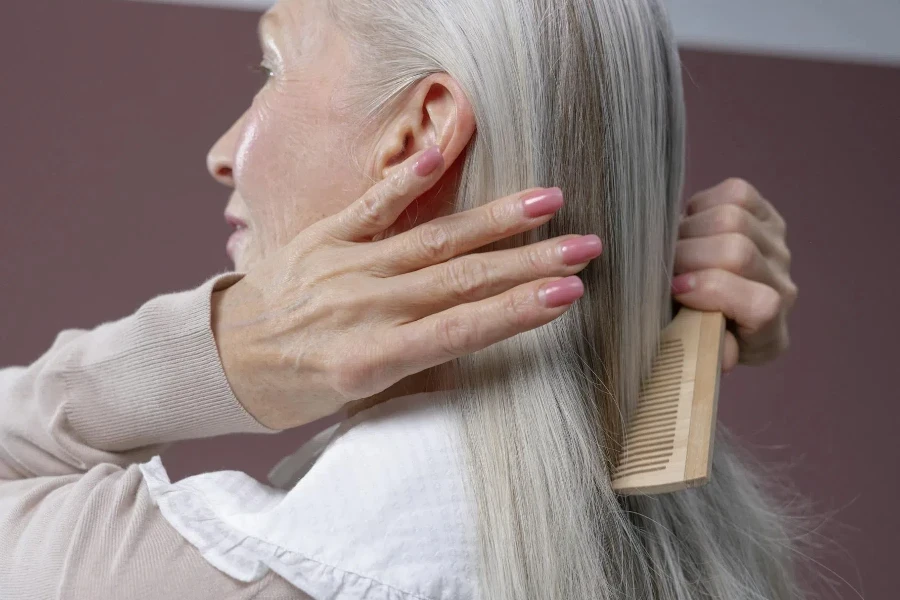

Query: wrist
<box><xmin>210</xmin><ymin>285</ymin><xmax>273</xmax><ymax>427</ymax></box>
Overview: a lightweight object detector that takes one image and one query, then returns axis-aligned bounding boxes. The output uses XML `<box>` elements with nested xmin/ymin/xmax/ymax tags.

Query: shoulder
<box><xmin>143</xmin><ymin>393</ymin><xmax>477</xmax><ymax>600</ymax></box>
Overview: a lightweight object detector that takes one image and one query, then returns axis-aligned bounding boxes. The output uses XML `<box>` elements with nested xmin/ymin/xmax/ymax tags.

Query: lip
<box><xmin>225</xmin><ymin>213</ymin><xmax>248</xmax><ymax>229</ymax></box>
<box><xmin>225</xmin><ymin>213</ymin><xmax>249</xmax><ymax>263</ymax></box>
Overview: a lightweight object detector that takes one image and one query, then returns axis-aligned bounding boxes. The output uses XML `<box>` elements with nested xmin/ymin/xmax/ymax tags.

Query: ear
<box><xmin>373</xmin><ymin>73</ymin><xmax>476</xmax><ymax>182</ymax></box>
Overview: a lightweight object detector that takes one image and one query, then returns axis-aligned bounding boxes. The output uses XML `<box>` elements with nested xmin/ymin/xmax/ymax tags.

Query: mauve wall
<box><xmin>1</xmin><ymin>1</ymin><xmax>896</xmax><ymax>598</ymax></box>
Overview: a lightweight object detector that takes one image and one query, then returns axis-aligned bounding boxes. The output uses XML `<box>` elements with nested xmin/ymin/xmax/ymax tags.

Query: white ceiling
<box><xmin>134</xmin><ymin>0</ymin><xmax>900</xmax><ymax>66</ymax></box>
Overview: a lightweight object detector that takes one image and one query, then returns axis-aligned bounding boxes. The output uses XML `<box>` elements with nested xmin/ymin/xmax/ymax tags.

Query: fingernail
<box><xmin>413</xmin><ymin>146</ymin><xmax>443</xmax><ymax>176</ymax></box>
<box><xmin>671</xmin><ymin>274</ymin><xmax>696</xmax><ymax>295</ymax></box>
<box><xmin>539</xmin><ymin>276</ymin><xmax>584</xmax><ymax>308</ymax></box>
<box><xmin>559</xmin><ymin>235</ymin><xmax>603</xmax><ymax>265</ymax></box>
<box><xmin>522</xmin><ymin>187</ymin><xmax>563</xmax><ymax>218</ymax></box>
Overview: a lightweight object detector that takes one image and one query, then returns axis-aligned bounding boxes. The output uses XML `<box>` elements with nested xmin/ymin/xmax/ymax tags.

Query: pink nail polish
<box><xmin>522</xmin><ymin>188</ymin><xmax>563</xmax><ymax>218</ymax></box>
<box><xmin>559</xmin><ymin>235</ymin><xmax>603</xmax><ymax>265</ymax></box>
<box><xmin>539</xmin><ymin>276</ymin><xmax>584</xmax><ymax>308</ymax></box>
<box><xmin>413</xmin><ymin>146</ymin><xmax>443</xmax><ymax>176</ymax></box>
<box><xmin>671</xmin><ymin>274</ymin><xmax>695</xmax><ymax>295</ymax></box>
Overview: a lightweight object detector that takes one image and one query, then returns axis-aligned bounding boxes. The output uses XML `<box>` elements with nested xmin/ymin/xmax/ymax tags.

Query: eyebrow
<box><xmin>257</xmin><ymin>10</ymin><xmax>283</xmax><ymax>47</ymax></box>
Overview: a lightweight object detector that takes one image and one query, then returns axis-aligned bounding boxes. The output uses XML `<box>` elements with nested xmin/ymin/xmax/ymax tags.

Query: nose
<box><xmin>206</xmin><ymin>115</ymin><xmax>245</xmax><ymax>187</ymax></box>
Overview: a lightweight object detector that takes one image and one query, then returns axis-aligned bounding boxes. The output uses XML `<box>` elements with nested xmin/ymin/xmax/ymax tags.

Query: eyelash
<box><xmin>249</xmin><ymin>63</ymin><xmax>274</xmax><ymax>82</ymax></box>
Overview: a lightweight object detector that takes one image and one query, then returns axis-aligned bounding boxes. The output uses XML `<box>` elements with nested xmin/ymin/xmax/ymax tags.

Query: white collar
<box><xmin>140</xmin><ymin>392</ymin><xmax>478</xmax><ymax>600</ymax></box>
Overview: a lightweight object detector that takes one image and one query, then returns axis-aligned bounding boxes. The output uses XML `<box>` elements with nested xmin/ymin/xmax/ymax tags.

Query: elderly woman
<box><xmin>0</xmin><ymin>0</ymin><xmax>798</xmax><ymax>598</ymax></box>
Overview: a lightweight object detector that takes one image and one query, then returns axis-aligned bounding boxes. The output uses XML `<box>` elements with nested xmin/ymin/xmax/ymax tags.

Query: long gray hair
<box><xmin>330</xmin><ymin>0</ymin><xmax>807</xmax><ymax>598</ymax></box>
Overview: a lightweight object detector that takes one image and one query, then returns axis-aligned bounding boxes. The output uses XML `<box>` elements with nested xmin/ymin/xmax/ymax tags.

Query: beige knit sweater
<box><xmin>0</xmin><ymin>273</ymin><xmax>309</xmax><ymax>599</ymax></box>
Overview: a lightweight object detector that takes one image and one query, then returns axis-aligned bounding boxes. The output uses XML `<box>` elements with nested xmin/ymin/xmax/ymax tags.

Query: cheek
<box><xmin>234</xmin><ymin>90</ymin><xmax>368</xmax><ymax>253</ymax></box>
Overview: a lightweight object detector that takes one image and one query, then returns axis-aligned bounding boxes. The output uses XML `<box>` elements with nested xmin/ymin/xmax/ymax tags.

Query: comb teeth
<box><xmin>611</xmin><ymin>309</ymin><xmax>725</xmax><ymax>496</ymax></box>
<box><xmin>613</xmin><ymin>340</ymin><xmax>684</xmax><ymax>479</ymax></box>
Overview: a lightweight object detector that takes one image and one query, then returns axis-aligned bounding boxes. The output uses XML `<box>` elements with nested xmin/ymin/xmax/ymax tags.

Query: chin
<box><xmin>228</xmin><ymin>239</ymin><xmax>254</xmax><ymax>273</ymax></box>
<box><xmin>233</xmin><ymin>253</ymin><xmax>258</xmax><ymax>274</ymax></box>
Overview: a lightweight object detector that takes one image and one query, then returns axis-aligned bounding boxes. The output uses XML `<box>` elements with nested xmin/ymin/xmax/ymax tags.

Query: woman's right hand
<box><xmin>211</xmin><ymin>147</ymin><xmax>602</xmax><ymax>429</ymax></box>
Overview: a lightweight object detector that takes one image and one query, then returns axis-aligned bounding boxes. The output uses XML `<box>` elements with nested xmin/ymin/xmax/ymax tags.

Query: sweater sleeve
<box><xmin>0</xmin><ymin>274</ymin><xmax>306</xmax><ymax>599</ymax></box>
<box><xmin>0</xmin><ymin>463</ymin><xmax>309</xmax><ymax>599</ymax></box>
<box><xmin>0</xmin><ymin>272</ymin><xmax>276</xmax><ymax>481</ymax></box>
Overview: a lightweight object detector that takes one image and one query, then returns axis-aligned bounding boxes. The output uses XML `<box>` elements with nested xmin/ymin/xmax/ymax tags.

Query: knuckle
<box><xmin>722</xmin><ymin>177</ymin><xmax>756</xmax><ymax>206</ymax></box>
<box><xmin>388</xmin><ymin>166</ymin><xmax>413</xmax><ymax>193</ymax></box>
<box><xmin>437</xmin><ymin>314</ymin><xmax>477</xmax><ymax>356</ymax></box>
<box><xmin>330</xmin><ymin>354</ymin><xmax>371</xmax><ymax>400</ymax></box>
<box><xmin>775</xmin><ymin>213</ymin><xmax>788</xmax><ymax>237</ymax></box>
<box><xmin>444</xmin><ymin>257</ymin><xmax>490</xmax><ymax>300</ymax></box>
<box><xmin>355</xmin><ymin>191</ymin><xmax>386</xmax><ymax>229</ymax></box>
<box><xmin>785</xmin><ymin>282</ymin><xmax>800</xmax><ymax>307</ymax></box>
<box><xmin>752</xmin><ymin>287</ymin><xmax>782</xmax><ymax>327</ymax></box>
<box><xmin>724</xmin><ymin>233</ymin><xmax>758</xmax><ymax>273</ymax></box>
<box><xmin>714</xmin><ymin>204</ymin><xmax>748</xmax><ymax>233</ymax></box>
<box><xmin>779</xmin><ymin>243</ymin><xmax>793</xmax><ymax>267</ymax></box>
<box><xmin>504</xmin><ymin>289</ymin><xmax>536</xmax><ymax>330</ymax></box>
<box><xmin>485</xmin><ymin>201</ymin><xmax>514</xmax><ymax>235</ymax></box>
<box><xmin>520</xmin><ymin>244</ymin><xmax>555</xmax><ymax>274</ymax></box>
<box><xmin>415</xmin><ymin>224</ymin><xmax>452</xmax><ymax>262</ymax></box>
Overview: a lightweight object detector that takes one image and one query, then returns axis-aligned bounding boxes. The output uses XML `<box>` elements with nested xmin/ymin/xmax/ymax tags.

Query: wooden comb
<box><xmin>611</xmin><ymin>309</ymin><xmax>726</xmax><ymax>496</ymax></box>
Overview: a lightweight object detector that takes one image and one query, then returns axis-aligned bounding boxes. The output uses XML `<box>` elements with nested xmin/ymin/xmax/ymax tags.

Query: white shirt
<box><xmin>140</xmin><ymin>392</ymin><xmax>478</xmax><ymax>600</ymax></box>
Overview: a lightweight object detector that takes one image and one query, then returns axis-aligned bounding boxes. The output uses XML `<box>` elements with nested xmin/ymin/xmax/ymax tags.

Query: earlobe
<box><xmin>375</xmin><ymin>73</ymin><xmax>475</xmax><ymax>181</ymax></box>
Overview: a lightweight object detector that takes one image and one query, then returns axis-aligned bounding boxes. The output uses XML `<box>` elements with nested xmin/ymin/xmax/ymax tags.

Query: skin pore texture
<box><xmin>207</xmin><ymin>0</ymin><xmax>473</xmax><ymax>276</ymax></box>
<box><xmin>208</xmin><ymin>0</ymin><xmax>370</xmax><ymax>273</ymax></box>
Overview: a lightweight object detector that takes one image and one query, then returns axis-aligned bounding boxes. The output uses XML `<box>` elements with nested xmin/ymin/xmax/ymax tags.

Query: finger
<box><xmin>394</xmin><ymin>276</ymin><xmax>584</xmax><ymax>373</ymax></box>
<box><xmin>722</xmin><ymin>331</ymin><xmax>739</xmax><ymax>372</ymax></box>
<box><xmin>685</xmin><ymin>178</ymin><xmax>779</xmax><ymax>225</ymax></box>
<box><xmin>671</xmin><ymin>269</ymin><xmax>782</xmax><ymax>337</ymax></box>
<box><xmin>374</xmin><ymin>187</ymin><xmax>564</xmax><ymax>274</ymax></box>
<box><xmin>391</xmin><ymin>234</ymin><xmax>602</xmax><ymax>317</ymax></box>
<box><xmin>324</xmin><ymin>146</ymin><xmax>446</xmax><ymax>241</ymax></box>
<box><xmin>678</xmin><ymin>203</ymin><xmax>788</xmax><ymax>263</ymax></box>
<box><xmin>674</xmin><ymin>233</ymin><xmax>778</xmax><ymax>290</ymax></box>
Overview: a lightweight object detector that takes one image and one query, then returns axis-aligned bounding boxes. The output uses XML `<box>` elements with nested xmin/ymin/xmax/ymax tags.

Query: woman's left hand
<box><xmin>671</xmin><ymin>178</ymin><xmax>798</xmax><ymax>372</ymax></box>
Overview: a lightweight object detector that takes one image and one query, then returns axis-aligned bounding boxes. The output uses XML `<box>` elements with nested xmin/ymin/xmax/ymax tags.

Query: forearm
<box><xmin>0</xmin><ymin>272</ymin><xmax>276</xmax><ymax>480</ymax></box>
